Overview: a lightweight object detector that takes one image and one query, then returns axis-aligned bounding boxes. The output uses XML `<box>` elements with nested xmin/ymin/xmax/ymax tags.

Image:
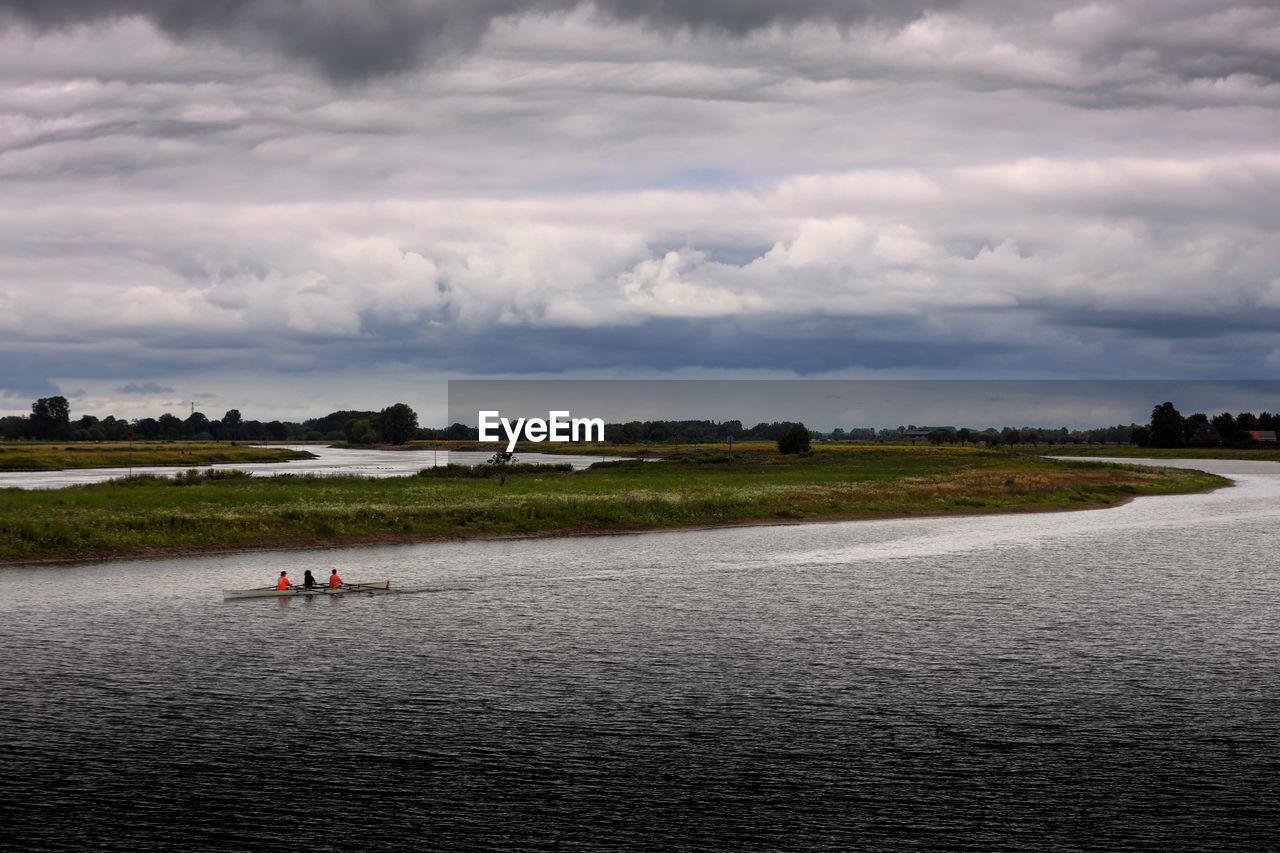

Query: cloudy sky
<box><xmin>1</xmin><ymin>1</ymin><xmax>1278</xmax><ymax>424</ymax></box>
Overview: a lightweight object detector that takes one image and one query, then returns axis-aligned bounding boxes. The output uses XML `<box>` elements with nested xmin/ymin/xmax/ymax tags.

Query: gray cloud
<box><xmin>1</xmin><ymin>1</ymin><xmax>1278</xmax><ymax>418</ymax></box>
<box><xmin>115</xmin><ymin>381</ymin><xmax>176</xmax><ymax>394</ymax></box>
<box><xmin>3</xmin><ymin>0</ymin><xmax>1275</xmax><ymax>91</ymax></box>
<box><xmin>0</xmin><ymin>0</ymin><xmax>972</xmax><ymax>82</ymax></box>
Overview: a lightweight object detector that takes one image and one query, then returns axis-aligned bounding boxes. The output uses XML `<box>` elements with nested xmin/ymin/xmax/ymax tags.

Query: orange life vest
<box><xmin>276</xmin><ymin>576</ymin><xmax>291</xmax><ymax>590</ymax></box>
<box><xmin>329</xmin><ymin>573</ymin><xmax>343</xmax><ymax>587</ymax></box>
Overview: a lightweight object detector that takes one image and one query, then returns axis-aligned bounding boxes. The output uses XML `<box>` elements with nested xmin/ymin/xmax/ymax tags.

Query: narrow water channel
<box><xmin>0</xmin><ymin>443</ymin><xmax>614</xmax><ymax>489</ymax></box>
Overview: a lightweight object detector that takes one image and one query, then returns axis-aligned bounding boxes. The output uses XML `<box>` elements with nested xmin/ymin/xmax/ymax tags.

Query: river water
<box><xmin>0</xmin><ymin>444</ymin><xmax>616</xmax><ymax>490</ymax></box>
<box><xmin>2</xmin><ymin>457</ymin><xmax>1278</xmax><ymax>851</ymax></box>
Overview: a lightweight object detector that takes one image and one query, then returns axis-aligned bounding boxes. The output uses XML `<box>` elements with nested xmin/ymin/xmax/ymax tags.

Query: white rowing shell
<box><xmin>223</xmin><ymin>580</ymin><xmax>392</xmax><ymax>599</ymax></box>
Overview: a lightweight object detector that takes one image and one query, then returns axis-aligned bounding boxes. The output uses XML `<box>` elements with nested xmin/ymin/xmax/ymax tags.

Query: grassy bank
<box><xmin>414</xmin><ymin>440</ymin><xmax>1280</xmax><ymax>462</ymax></box>
<box><xmin>0</xmin><ymin>447</ymin><xmax>1226</xmax><ymax>565</ymax></box>
<box><xmin>0</xmin><ymin>442</ymin><xmax>315</xmax><ymax>471</ymax></box>
<box><xmin>1013</xmin><ymin>444</ymin><xmax>1280</xmax><ymax>461</ymax></box>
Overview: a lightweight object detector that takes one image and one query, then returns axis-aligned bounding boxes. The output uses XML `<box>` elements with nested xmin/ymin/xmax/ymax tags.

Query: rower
<box><xmin>329</xmin><ymin>569</ymin><xmax>343</xmax><ymax>588</ymax></box>
<box><xmin>303</xmin><ymin>570</ymin><xmax>317</xmax><ymax>590</ymax></box>
<box><xmin>276</xmin><ymin>570</ymin><xmax>291</xmax><ymax>591</ymax></box>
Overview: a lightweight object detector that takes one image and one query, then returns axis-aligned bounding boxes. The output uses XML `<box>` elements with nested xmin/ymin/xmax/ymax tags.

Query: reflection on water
<box><xmin>0</xmin><ymin>444</ymin><xmax>618</xmax><ymax>490</ymax></box>
<box><xmin>2</xmin><ymin>458</ymin><xmax>1279</xmax><ymax>850</ymax></box>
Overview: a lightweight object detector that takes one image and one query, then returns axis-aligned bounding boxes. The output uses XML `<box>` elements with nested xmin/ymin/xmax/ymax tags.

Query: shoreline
<box><xmin>0</xmin><ymin>457</ymin><xmax>314</xmax><ymax>473</ymax></box>
<box><xmin>0</xmin><ymin>446</ymin><xmax>316</xmax><ymax>474</ymax></box>
<box><xmin>0</xmin><ymin>477</ymin><xmax>1228</xmax><ymax>568</ymax></box>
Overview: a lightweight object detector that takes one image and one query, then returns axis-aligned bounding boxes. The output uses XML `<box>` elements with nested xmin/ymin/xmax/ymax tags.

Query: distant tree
<box><xmin>611</xmin><ymin>421</ymin><xmax>641</xmax><ymax>443</ymax></box>
<box><xmin>185</xmin><ymin>411</ymin><xmax>211</xmax><ymax>439</ymax></box>
<box><xmin>72</xmin><ymin>414</ymin><xmax>101</xmax><ymax>441</ymax></box>
<box><xmin>1182</xmin><ymin>412</ymin><xmax>1209</xmax><ymax>444</ymax></box>
<box><xmin>304</xmin><ymin>410</ymin><xmax>377</xmax><ymax>437</ymax></box>
<box><xmin>31</xmin><ymin>396</ymin><xmax>71</xmax><ymax>440</ymax></box>
<box><xmin>829</xmin><ymin>427</ymin><xmax>847</xmax><ymax>441</ymax></box>
<box><xmin>777</xmin><ymin>423</ymin><xmax>811</xmax><ymax>454</ymax></box>
<box><xmin>157</xmin><ymin>413</ymin><xmax>183</xmax><ymax>440</ymax></box>
<box><xmin>344</xmin><ymin>418</ymin><xmax>380</xmax><ymax>445</ymax></box>
<box><xmin>1149</xmin><ymin>402</ymin><xmax>1185</xmax><ymax>447</ymax></box>
<box><xmin>1130</xmin><ymin>425</ymin><xmax>1151</xmax><ymax>446</ymax></box>
<box><xmin>927</xmin><ymin>429</ymin><xmax>949</xmax><ymax>445</ymax></box>
<box><xmin>266</xmin><ymin>420</ymin><xmax>289</xmax><ymax>441</ymax></box>
<box><xmin>377</xmin><ymin>403</ymin><xmax>419</xmax><ymax>445</ymax></box>
<box><xmin>222</xmin><ymin>409</ymin><xmax>243</xmax><ymax>440</ymax></box>
<box><xmin>1210</xmin><ymin>412</ymin><xmax>1236</xmax><ymax>443</ymax></box>
<box><xmin>956</xmin><ymin>428</ymin><xmax>973</xmax><ymax>445</ymax></box>
<box><xmin>441</xmin><ymin>422</ymin><xmax>478</xmax><ymax>440</ymax></box>
<box><xmin>132</xmin><ymin>417</ymin><xmax>160</xmax><ymax>439</ymax></box>
<box><xmin>0</xmin><ymin>415</ymin><xmax>29</xmax><ymax>439</ymax></box>
<box><xmin>716</xmin><ymin>420</ymin><xmax>744</xmax><ymax>439</ymax></box>
<box><xmin>98</xmin><ymin>415</ymin><xmax>124</xmax><ymax>440</ymax></box>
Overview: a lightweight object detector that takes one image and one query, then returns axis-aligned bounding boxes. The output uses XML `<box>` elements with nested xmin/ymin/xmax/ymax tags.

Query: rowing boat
<box><xmin>223</xmin><ymin>580</ymin><xmax>392</xmax><ymax>599</ymax></box>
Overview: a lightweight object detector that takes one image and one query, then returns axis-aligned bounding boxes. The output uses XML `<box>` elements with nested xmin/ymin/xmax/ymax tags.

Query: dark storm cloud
<box><xmin>115</xmin><ymin>381</ymin><xmax>175</xmax><ymax>394</ymax></box>
<box><xmin>0</xmin><ymin>0</ymin><xmax>962</xmax><ymax>81</ymax></box>
<box><xmin>311</xmin><ymin>314</ymin><xmax>1045</xmax><ymax>377</ymax></box>
<box><xmin>590</xmin><ymin>0</ymin><xmax>963</xmax><ymax>34</ymax></box>
<box><xmin>1069</xmin><ymin>2</ymin><xmax>1280</xmax><ymax>85</ymax></box>
<box><xmin>436</xmin><ymin>316</ymin><xmax>1016</xmax><ymax>375</ymax></box>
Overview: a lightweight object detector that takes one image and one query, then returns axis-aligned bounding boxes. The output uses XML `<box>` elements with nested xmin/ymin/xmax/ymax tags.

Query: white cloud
<box><xmin>1</xmin><ymin>2</ymin><xmax>1278</xmax><ymax>416</ymax></box>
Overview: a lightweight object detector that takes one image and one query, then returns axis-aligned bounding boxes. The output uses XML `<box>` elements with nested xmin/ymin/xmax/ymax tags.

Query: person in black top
<box><xmin>303</xmin><ymin>569</ymin><xmax>317</xmax><ymax>590</ymax></box>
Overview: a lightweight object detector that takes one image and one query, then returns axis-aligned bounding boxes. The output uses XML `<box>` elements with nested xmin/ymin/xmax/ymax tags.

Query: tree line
<box><xmin>1136</xmin><ymin>402</ymin><xmax>1278</xmax><ymax>447</ymax></box>
<box><xmin>6</xmin><ymin>396</ymin><xmax>1274</xmax><ymax>449</ymax></box>
<box><xmin>1</xmin><ymin>396</ymin><xmax>423</xmax><ymax>445</ymax></box>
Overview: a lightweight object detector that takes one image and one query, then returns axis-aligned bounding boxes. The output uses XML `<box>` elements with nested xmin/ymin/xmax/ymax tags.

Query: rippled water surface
<box><xmin>3</xmin><ymin>458</ymin><xmax>1279</xmax><ymax>851</ymax></box>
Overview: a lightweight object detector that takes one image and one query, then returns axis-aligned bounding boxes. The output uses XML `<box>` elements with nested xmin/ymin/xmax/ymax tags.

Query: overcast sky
<box><xmin>1</xmin><ymin>1</ymin><xmax>1278</xmax><ymax>425</ymax></box>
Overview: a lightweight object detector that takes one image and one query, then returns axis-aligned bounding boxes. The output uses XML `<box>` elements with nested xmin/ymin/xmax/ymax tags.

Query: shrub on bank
<box><xmin>417</xmin><ymin>463</ymin><xmax>573</xmax><ymax>478</ymax></box>
<box><xmin>170</xmin><ymin>468</ymin><xmax>253</xmax><ymax>485</ymax></box>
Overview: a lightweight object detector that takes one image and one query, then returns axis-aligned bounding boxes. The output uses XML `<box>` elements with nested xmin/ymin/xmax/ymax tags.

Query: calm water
<box><xmin>2</xmin><ymin>458</ymin><xmax>1279</xmax><ymax>850</ymax></box>
<box><xmin>0</xmin><ymin>445</ymin><xmax>617</xmax><ymax>490</ymax></box>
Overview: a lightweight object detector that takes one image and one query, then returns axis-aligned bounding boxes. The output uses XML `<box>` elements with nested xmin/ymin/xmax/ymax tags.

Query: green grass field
<box><xmin>0</xmin><ymin>447</ymin><xmax>1226</xmax><ymax>565</ymax></box>
<box><xmin>1012</xmin><ymin>444</ymin><xmax>1280</xmax><ymax>460</ymax></box>
<box><xmin>0</xmin><ymin>442</ymin><xmax>314</xmax><ymax>471</ymax></box>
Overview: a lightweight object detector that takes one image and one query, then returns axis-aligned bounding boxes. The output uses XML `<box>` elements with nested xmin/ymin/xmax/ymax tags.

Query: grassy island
<box><xmin>0</xmin><ymin>442</ymin><xmax>315</xmax><ymax>471</ymax></box>
<box><xmin>0</xmin><ymin>446</ymin><xmax>1226</xmax><ymax>565</ymax></box>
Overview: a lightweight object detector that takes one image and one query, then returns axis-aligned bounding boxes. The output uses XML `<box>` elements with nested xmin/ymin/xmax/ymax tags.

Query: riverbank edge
<box><xmin>1</xmin><ymin>475</ymin><xmax>1230</xmax><ymax>567</ymax></box>
<box><xmin>0</xmin><ymin>448</ymin><xmax>318</xmax><ymax>473</ymax></box>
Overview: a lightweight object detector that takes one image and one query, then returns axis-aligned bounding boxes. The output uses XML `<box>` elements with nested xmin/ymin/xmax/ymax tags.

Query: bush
<box><xmin>417</xmin><ymin>463</ymin><xmax>572</xmax><ymax>478</ymax></box>
<box><xmin>110</xmin><ymin>473</ymin><xmax>168</xmax><ymax>486</ymax></box>
<box><xmin>170</xmin><ymin>468</ymin><xmax>253</xmax><ymax>485</ymax></box>
<box><xmin>777</xmin><ymin>424</ymin><xmax>811</xmax><ymax>455</ymax></box>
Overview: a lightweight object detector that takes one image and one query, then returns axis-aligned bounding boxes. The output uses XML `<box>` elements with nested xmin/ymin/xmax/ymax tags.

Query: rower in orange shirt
<box><xmin>329</xmin><ymin>569</ymin><xmax>344</xmax><ymax>588</ymax></box>
<box><xmin>276</xmin><ymin>570</ymin><xmax>291</xmax><ymax>591</ymax></box>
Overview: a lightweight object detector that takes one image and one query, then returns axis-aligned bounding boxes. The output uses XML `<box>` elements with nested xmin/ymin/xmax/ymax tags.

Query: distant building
<box><xmin>1248</xmin><ymin>430</ymin><xmax>1277</xmax><ymax>443</ymax></box>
